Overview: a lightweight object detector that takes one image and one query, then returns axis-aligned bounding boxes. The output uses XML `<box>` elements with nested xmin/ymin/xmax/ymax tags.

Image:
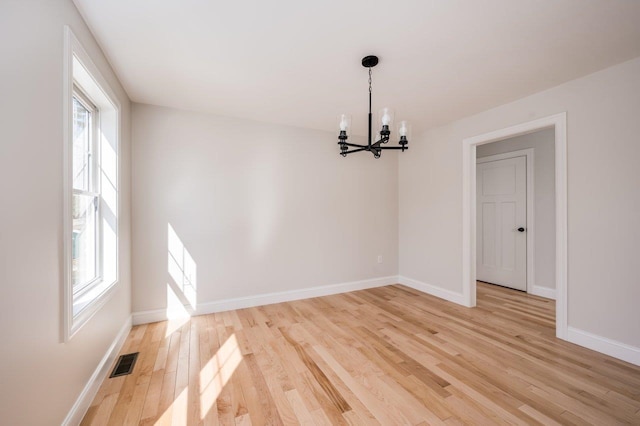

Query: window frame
<box><xmin>63</xmin><ymin>26</ymin><xmax>121</xmax><ymax>341</ymax></box>
<box><xmin>71</xmin><ymin>85</ymin><xmax>103</xmax><ymax>298</ymax></box>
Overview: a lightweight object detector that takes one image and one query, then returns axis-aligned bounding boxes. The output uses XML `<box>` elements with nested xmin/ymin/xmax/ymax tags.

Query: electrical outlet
<box><xmin>377</xmin><ymin>255</ymin><xmax>383</xmax><ymax>264</ymax></box>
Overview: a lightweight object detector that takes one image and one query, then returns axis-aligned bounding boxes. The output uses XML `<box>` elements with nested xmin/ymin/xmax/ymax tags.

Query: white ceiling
<box><xmin>73</xmin><ymin>0</ymin><xmax>640</xmax><ymax>136</ymax></box>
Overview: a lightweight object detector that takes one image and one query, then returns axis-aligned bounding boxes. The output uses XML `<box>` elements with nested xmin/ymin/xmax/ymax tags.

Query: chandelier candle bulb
<box><xmin>399</xmin><ymin>121</ymin><xmax>408</xmax><ymax>137</ymax></box>
<box><xmin>378</xmin><ymin>108</ymin><xmax>395</xmax><ymax>131</ymax></box>
<box><xmin>381</xmin><ymin>110</ymin><xmax>391</xmax><ymax>125</ymax></box>
<box><xmin>397</xmin><ymin>121</ymin><xmax>411</xmax><ymax>152</ymax></box>
<box><xmin>339</xmin><ymin>114</ymin><xmax>350</xmax><ymax>131</ymax></box>
<box><xmin>337</xmin><ymin>114</ymin><xmax>352</xmax><ymax>138</ymax></box>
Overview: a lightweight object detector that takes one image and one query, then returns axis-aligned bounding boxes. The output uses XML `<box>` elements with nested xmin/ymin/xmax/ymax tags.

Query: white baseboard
<box><xmin>398</xmin><ymin>275</ymin><xmax>467</xmax><ymax>306</ymax></box>
<box><xmin>529</xmin><ymin>285</ymin><xmax>556</xmax><ymax>300</ymax></box>
<box><xmin>132</xmin><ymin>276</ymin><xmax>399</xmax><ymax>325</ymax></box>
<box><xmin>132</xmin><ymin>307</ymin><xmax>170</xmax><ymax>325</ymax></box>
<box><xmin>567</xmin><ymin>326</ymin><xmax>640</xmax><ymax>366</ymax></box>
<box><xmin>62</xmin><ymin>316</ymin><xmax>132</xmax><ymax>426</ymax></box>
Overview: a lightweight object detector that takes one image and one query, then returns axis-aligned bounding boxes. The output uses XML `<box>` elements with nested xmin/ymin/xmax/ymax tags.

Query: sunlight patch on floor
<box><xmin>199</xmin><ymin>334</ymin><xmax>243</xmax><ymax>420</ymax></box>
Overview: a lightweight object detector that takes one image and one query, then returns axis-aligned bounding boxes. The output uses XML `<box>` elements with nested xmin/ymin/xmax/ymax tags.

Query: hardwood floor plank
<box><xmin>89</xmin><ymin>392</ymin><xmax>119</xmax><ymax>426</ymax></box>
<box><xmin>243</xmin><ymin>352</ymin><xmax>284</xmax><ymax>425</ymax></box>
<box><xmin>82</xmin><ymin>282</ymin><xmax>640</xmax><ymax>425</ymax></box>
<box><xmin>284</xmin><ymin>389</ymin><xmax>314</xmax><ymax>425</ymax></box>
<box><xmin>310</xmin><ymin>344</ymin><xmax>401</xmax><ymax>425</ymax></box>
<box><xmin>279</xmin><ymin>328</ymin><xmax>351</xmax><ymax>414</ymax></box>
<box><xmin>139</xmin><ymin>368</ymin><xmax>164</xmax><ymax>423</ymax></box>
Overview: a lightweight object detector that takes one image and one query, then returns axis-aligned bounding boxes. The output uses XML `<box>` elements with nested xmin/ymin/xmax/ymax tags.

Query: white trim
<box><xmin>462</xmin><ymin>112</ymin><xmax>568</xmax><ymax>340</ymax></box>
<box><xmin>62</xmin><ymin>26</ymin><xmax>74</xmax><ymax>342</ymax></box>
<box><xmin>63</xmin><ymin>26</ymin><xmax>121</xmax><ymax>342</ymax></box>
<box><xmin>554</xmin><ymin>116</ymin><xmax>568</xmax><ymax>340</ymax></box>
<box><xmin>529</xmin><ymin>285</ymin><xmax>556</xmax><ymax>300</ymax></box>
<box><xmin>477</xmin><ymin>149</ymin><xmax>535</xmax><ymax>295</ymax></box>
<box><xmin>133</xmin><ymin>276</ymin><xmax>399</xmax><ymax>325</ymax></box>
<box><xmin>61</xmin><ymin>316</ymin><xmax>132</xmax><ymax>426</ymax></box>
<box><xmin>71</xmin><ymin>283</ymin><xmax>118</xmax><ymax>336</ymax></box>
<box><xmin>398</xmin><ymin>276</ymin><xmax>467</xmax><ymax>306</ymax></box>
<box><xmin>567</xmin><ymin>327</ymin><xmax>640</xmax><ymax>367</ymax></box>
<box><xmin>132</xmin><ymin>307</ymin><xmax>171</xmax><ymax>326</ymax></box>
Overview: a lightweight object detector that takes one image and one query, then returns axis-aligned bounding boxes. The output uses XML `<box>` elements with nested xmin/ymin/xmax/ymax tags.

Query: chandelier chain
<box><xmin>368</xmin><ymin>67</ymin><xmax>372</xmax><ymax>93</ymax></box>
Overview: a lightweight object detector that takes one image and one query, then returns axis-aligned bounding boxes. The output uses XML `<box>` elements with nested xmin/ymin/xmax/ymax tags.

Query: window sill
<box><xmin>69</xmin><ymin>279</ymin><xmax>118</xmax><ymax>339</ymax></box>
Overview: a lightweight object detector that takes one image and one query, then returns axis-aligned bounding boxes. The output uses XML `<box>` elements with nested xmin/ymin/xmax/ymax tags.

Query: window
<box><xmin>72</xmin><ymin>89</ymin><xmax>100</xmax><ymax>296</ymax></box>
<box><xmin>63</xmin><ymin>27</ymin><xmax>120</xmax><ymax>340</ymax></box>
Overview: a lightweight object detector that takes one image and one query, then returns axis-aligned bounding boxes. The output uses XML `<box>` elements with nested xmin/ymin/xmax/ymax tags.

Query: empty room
<box><xmin>2</xmin><ymin>0</ymin><xmax>640</xmax><ymax>424</ymax></box>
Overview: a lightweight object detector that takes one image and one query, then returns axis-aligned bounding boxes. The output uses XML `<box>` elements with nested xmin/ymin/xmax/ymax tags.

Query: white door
<box><xmin>477</xmin><ymin>156</ymin><xmax>527</xmax><ymax>290</ymax></box>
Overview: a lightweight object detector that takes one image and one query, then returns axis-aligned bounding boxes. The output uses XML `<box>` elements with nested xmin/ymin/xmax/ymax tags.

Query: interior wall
<box><xmin>477</xmin><ymin>129</ymin><xmax>556</xmax><ymax>291</ymax></box>
<box><xmin>399</xmin><ymin>56</ymin><xmax>640</xmax><ymax>348</ymax></box>
<box><xmin>132</xmin><ymin>103</ymin><xmax>399</xmax><ymax>315</ymax></box>
<box><xmin>0</xmin><ymin>1</ymin><xmax>132</xmax><ymax>424</ymax></box>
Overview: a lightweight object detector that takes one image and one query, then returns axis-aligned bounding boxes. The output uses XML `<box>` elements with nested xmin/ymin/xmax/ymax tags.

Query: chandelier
<box><xmin>338</xmin><ymin>55</ymin><xmax>410</xmax><ymax>158</ymax></box>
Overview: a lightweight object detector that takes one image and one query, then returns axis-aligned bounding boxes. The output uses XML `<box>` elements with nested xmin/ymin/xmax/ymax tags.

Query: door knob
<box><xmin>517</xmin><ymin>227</ymin><xmax>525</xmax><ymax>232</ymax></box>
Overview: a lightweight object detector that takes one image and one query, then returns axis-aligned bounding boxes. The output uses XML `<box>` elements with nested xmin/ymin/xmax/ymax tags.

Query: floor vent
<box><xmin>109</xmin><ymin>352</ymin><xmax>139</xmax><ymax>378</ymax></box>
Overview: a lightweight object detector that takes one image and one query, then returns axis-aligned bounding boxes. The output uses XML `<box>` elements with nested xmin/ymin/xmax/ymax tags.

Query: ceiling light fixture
<box><xmin>338</xmin><ymin>55</ymin><xmax>410</xmax><ymax>158</ymax></box>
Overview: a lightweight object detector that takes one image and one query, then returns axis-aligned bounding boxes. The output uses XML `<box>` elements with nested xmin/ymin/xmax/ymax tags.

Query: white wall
<box><xmin>477</xmin><ymin>129</ymin><xmax>556</xmax><ymax>291</ymax></box>
<box><xmin>0</xmin><ymin>1</ymin><xmax>132</xmax><ymax>424</ymax></box>
<box><xmin>400</xmin><ymin>57</ymin><xmax>640</xmax><ymax>348</ymax></box>
<box><xmin>132</xmin><ymin>104</ymin><xmax>398</xmax><ymax>316</ymax></box>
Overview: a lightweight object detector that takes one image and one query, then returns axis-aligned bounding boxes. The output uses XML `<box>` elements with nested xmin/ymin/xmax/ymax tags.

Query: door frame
<box><xmin>462</xmin><ymin>112</ymin><xmax>568</xmax><ymax>340</ymax></box>
<box><xmin>476</xmin><ymin>149</ymin><xmax>535</xmax><ymax>295</ymax></box>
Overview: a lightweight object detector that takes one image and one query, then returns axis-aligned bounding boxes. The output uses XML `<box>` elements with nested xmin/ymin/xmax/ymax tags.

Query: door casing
<box><xmin>462</xmin><ymin>112</ymin><xmax>567</xmax><ymax>341</ymax></box>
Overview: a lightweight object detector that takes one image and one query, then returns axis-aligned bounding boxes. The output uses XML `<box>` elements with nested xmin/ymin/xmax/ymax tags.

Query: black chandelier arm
<box><xmin>372</xmin><ymin>136</ymin><xmax>390</xmax><ymax>146</ymax></box>
<box><xmin>341</xmin><ymin>146</ymin><xmax>408</xmax><ymax>156</ymax></box>
<box><xmin>339</xmin><ymin>140</ymin><xmax>406</xmax><ymax>151</ymax></box>
<box><xmin>339</xmin><ymin>142</ymin><xmax>369</xmax><ymax>148</ymax></box>
<box><xmin>378</xmin><ymin>146</ymin><xmax>409</xmax><ymax>150</ymax></box>
<box><xmin>341</xmin><ymin>147</ymin><xmax>369</xmax><ymax>155</ymax></box>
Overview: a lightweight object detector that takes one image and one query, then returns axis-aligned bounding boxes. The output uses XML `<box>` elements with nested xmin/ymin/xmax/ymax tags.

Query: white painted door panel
<box><xmin>477</xmin><ymin>156</ymin><xmax>527</xmax><ymax>290</ymax></box>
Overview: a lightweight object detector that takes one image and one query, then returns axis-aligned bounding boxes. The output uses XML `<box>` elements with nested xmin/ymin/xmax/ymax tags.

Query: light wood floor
<box><xmin>82</xmin><ymin>283</ymin><xmax>640</xmax><ymax>425</ymax></box>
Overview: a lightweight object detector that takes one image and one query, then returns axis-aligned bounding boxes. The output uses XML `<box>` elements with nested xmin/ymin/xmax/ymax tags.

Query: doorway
<box><xmin>462</xmin><ymin>113</ymin><xmax>568</xmax><ymax>340</ymax></box>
